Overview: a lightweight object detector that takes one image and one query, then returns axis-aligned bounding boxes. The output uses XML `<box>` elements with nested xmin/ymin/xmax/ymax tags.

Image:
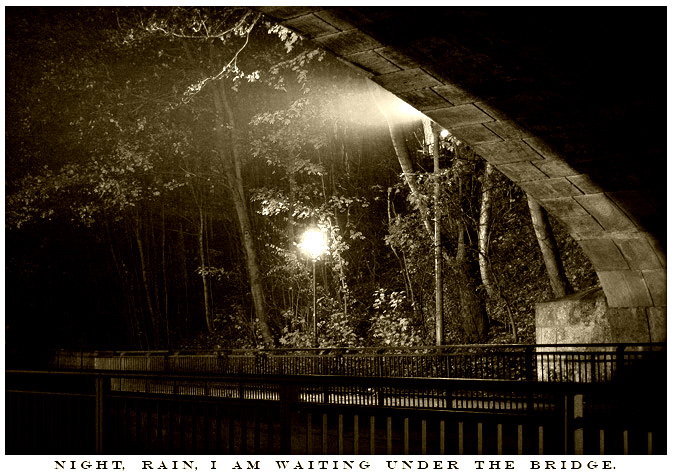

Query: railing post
<box><xmin>562</xmin><ymin>389</ymin><xmax>584</xmax><ymax>456</ymax></box>
<box><xmin>94</xmin><ymin>375</ymin><xmax>109</xmax><ymax>454</ymax></box>
<box><xmin>573</xmin><ymin>393</ymin><xmax>584</xmax><ymax>454</ymax></box>
<box><xmin>525</xmin><ymin>346</ymin><xmax>534</xmax><ymax>381</ymax></box>
<box><xmin>279</xmin><ymin>381</ymin><xmax>297</xmax><ymax>454</ymax></box>
<box><xmin>616</xmin><ymin>344</ymin><xmax>625</xmax><ymax>376</ymax></box>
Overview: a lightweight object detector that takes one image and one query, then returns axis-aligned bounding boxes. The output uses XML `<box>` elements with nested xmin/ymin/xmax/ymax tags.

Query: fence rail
<box><xmin>7</xmin><ymin>343</ymin><xmax>665</xmax><ymax>383</ymax></box>
<box><xmin>6</xmin><ymin>368</ymin><xmax>666</xmax><ymax>455</ymax></box>
<box><xmin>5</xmin><ymin>344</ymin><xmax>666</xmax><ymax>455</ymax></box>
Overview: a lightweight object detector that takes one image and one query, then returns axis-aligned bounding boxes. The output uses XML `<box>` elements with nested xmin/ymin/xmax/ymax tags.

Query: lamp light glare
<box><xmin>300</xmin><ymin>229</ymin><xmax>327</xmax><ymax>259</ymax></box>
<box><xmin>440</xmin><ymin>129</ymin><xmax>449</xmax><ymax>138</ymax></box>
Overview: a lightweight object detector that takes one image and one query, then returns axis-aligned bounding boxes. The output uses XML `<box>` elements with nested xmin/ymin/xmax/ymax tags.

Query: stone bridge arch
<box><xmin>257</xmin><ymin>7</ymin><xmax>666</xmax><ymax>344</ymax></box>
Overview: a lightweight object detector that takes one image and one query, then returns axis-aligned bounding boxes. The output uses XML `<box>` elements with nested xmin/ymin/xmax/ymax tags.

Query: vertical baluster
<box><xmin>353</xmin><ymin>414</ymin><xmax>359</xmax><ymax>455</ymax></box>
<box><xmin>369</xmin><ymin>416</ymin><xmax>376</xmax><ymax>455</ymax></box>
<box><xmin>439</xmin><ymin>419</ymin><xmax>445</xmax><ymax>455</ymax></box>
<box><xmin>517</xmin><ymin>424</ymin><xmax>523</xmax><ymax>455</ymax></box>
<box><xmin>648</xmin><ymin>432</ymin><xmax>653</xmax><ymax>455</ymax></box>
<box><xmin>322</xmin><ymin>413</ymin><xmax>328</xmax><ymax>454</ymax></box>
<box><xmin>306</xmin><ymin>413</ymin><xmax>313</xmax><ymax>454</ymax></box>
<box><xmin>338</xmin><ymin>414</ymin><xmax>344</xmax><ymax>454</ymax></box>
<box><xmin>497</xmin><ymin>423</ymin><xmax>503</xmax><ymax>454</ymax></box>
<box><xmin>458</xmin><ymin>421</ymin><xmax>464</xmax><ymax>455</ymax></box>
<box><xmin>421</xmin><ymin>418</ymin><xmax>428</xmax><ymax>455</ymax></box>
<box><xmin>386</xmin><ymin>416</ymin><xmax>393</xmax><ymax>454</ymax></box>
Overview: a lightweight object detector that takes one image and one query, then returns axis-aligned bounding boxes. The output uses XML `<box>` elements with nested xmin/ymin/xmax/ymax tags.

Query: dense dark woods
<box><xmin>5</xmin><ymin>7</ymin><xmax>598</xmax><ymax>351</ymax></box>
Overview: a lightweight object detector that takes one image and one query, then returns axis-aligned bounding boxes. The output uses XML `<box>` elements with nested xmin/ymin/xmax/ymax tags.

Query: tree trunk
<box><xmin>478</xmin><ymin>163</ymin><xmax>495</xmax><ymax>299</ymax></box>
<box><xmin>526</xmin><ymin>194</ymin><xmax>572</xmax><ymax>298</ymax></box>
<box><xmin>454</xmin><ymin>158</ymin><xmax>489</xmax><ymax>342</ymax></box>
<box><xmin>423</xmin><ymin>119</ymin><xmax>444</xmax><ymax>346</ymax></box>
<box><xmin>287</xmin><ymin>170</ymin><xmax>296</xmax><ymax>250</ymax></box>
<box><xmin>212</xmin><ymin>80</ymin><xmax>274</xmax><ymax>346</ymax></box>
<box><xmin>161</xmin><ymin>205</ymin><xmax>171</xmax><ymax>348</ymax></box>
<box><xmin>133</xmin><ymin>214</ymin><xmax>158</xmax><ymax>348</ymax></box>
<box><xmin>368</xmin><ymin>81</ymin><xmax>433</xmax><ymax>237</ymax></box>
<box><xmin>197</xmin><ymin>201</ymin><xmax>213</xmax><ymax>333</ymax></box>
<box><xmin>176</xmin><ymin>219</ymin><xmax>191</xmax><ymax>340</ymax></box>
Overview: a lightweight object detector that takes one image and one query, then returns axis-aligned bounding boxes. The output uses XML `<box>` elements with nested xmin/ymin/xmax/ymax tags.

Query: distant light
<box><xmin>300</xmin><ymin>229</ymin><xmax>327</xmax><ymax>260</ymax></box>
<box><xmin>440</xmin><ymin>129</ymin><xmax>449</xmax><ymax>138</ymax></box>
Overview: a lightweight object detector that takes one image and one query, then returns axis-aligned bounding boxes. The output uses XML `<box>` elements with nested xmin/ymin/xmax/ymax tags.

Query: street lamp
<box><xmin>299</xmin><ymin>228</ymin><xmax>327</xmax><ymax>347</ymax></box>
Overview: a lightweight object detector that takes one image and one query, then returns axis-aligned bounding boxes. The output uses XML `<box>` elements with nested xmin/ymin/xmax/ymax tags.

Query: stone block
<box><xmin>484</xmin><ymin>120</ymin><xmax>533</xmax><ymax>140</ymax></box>
<box><xmin>613</xmin><ymin>237</ymin><xmax>662</xmax><ymax>271</ymax></box>
<box><xmin>474</xmin><ymin>139</ymin><xmax>542</xmax><ymax>164</ymax></box>
<box><xmin>498</xmin><ymin>162</ymin><xmax>547</xmax><ymax>182</ymax></box>
<box><xmin>539</xmin><ymin>197</ymin><xmax>591</xmax><ymax>219</ymax></box>
<box><xmin>644</xmin><ymin>233</ymin><xmax>667</xmax><ymax>268</ymax></box>
<box><xmin>574</xmin><ymin>194</ymin><xmax>638</xmax><ymax>233</ymax></box>
<box><xmin>642</xmin><ymin>269</ymin><xmax>666</xmax><ymax>306</ymax></box>
<box><xmin>646</xmin><ymin>307</ymin><xmax>666</xmax><ymax>343</ymax></box>
<box><xmin>562</xmin><ymin>216</ymin><xmax>606</xmax><ymax>239</ymax></box>
<box><xmin>598</xmin><ymin>270</ymin><xmax>653</xmax><ymax>307</ymax></box>
<box><xmin>536</xmin><ymin>302</ymin><xmax>560</xmax><ymax>327</ymax></box>
<box><xmin>523</xmin><ymin>136</ymin><xmax>563</xmax><ymax>160</ymax></box>
<box><xmin>474</xmin><ymin>101</ymin><xmax>509</xmax><ymax>120</ymax></box>
<box><xmin>578</xmin><ymin>239</ymin><xmax>630</xmax><ymax>271</ymax></box>
<box><xmin>535</xmin><ymin>288</ymin><xmax>610</xmax><ymax>346</ymax></box>
<box><xmin>537</xmin><ymin>327</ymin><xmax>558</xmax><ymax>344</ymax></box>
<box><xmin>375</xmin><ymin>46</ymin><xmax>421</xmax><ymax>69</ymax></box>
<box><xmin>434</xmin><ymin>84</ymin><xmax>479</xmax><ymax>106</ymax></box>
<box><xmin>427</xmin><ymin>104</ymin><xmax>493</xmax><ymax>129</ymax></box>
<box><xmin>373</xmin><ymin>68</ymin><xmax>443</xmax><ymax>93</ymax></box>
<box><xmin>347</xmin><ymin>50</ymin><xmax>401</xmax><ymax>75</ymax></box>
<box><xmin>604</xmin><ymin>307</ymin><xmax>651</xmax><ymax>343</ymax></box>
<box><xmin>314</xmin><ymin>29</ymin><xmax>382</xmax><ymax>56</ymax></box>
<box><xmin>283</xmin><ymin>14</ymin><xmax>340</xmax><ymax>38</ymax></box>
<box><xmin>567</xmin><ymin>174</ymin><xmax>603</xmax><ymax>194</ymax></box>
<box><xmin>535</xmin><ymin>288</ymin><xmax>659</xmax><ymax>348</ymax></box>
<box><xmin>448</xmin><ymin>124</ymin><xmax>502</xmax><ymax>144</ymax></box>
<box><xmin>397</xmin><ymin>89</ymin><xmax>450</xmax><ymax>111</ymax></box>
<box><xmin>519</xmin><ymin>177</ymin><xmax>583</xmax><ymax>199</ymax></box>
<box><xmin>533</xmin><ymin>159</ymin><xmax>578</xmax><ymax>178</ymax></box>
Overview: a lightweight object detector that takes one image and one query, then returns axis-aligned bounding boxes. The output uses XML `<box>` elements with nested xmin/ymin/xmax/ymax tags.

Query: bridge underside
<box><xmin>258</xmin><ymin>7</ymin><xmax>666</xmax><ymax>344</ymax></box>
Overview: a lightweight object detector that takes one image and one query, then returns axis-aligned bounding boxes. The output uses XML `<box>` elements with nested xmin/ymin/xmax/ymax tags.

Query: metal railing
<box><xmin>6</xmin><ymin>366</ymin><xmax>666</xmax><ymax>455</ymax></box>
<box><xmin>8</xmin><ymin>343</ymin><xmax>664</xmax><ymax>383</ymax></box>
<box><xmin>6</xmin><ymin>344</ymin><xmax>666</xmax><ymax>454</ymax></box>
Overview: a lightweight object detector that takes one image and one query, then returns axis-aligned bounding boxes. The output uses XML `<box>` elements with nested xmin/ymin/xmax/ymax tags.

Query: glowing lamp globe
<box><xmin>440</xmin><ymin>129</ymin><xmax>449</xmax><ymax>138</ymax></box>
<box><xmin>300</xmin><ymin>229</ymin><xmax>327</xmax><ymax>260</ymax></box>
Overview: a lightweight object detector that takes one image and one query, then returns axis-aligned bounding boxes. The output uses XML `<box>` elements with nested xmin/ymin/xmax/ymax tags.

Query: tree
<box><xmin>6</xmin><ymin>7</ymin><xmax>321</xmax><ymax>347</ymax></box>
<box><xmin>526</xmin><ymin>194</ymin><xmax>572</xmax><ymax>298</ymax></box>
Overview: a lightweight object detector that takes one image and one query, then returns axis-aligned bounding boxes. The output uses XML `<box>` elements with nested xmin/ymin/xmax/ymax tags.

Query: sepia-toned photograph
<box><xmin>4</xmin><ymin>5</ymin><xmax>667</xmax><ymax>461</ymax></box>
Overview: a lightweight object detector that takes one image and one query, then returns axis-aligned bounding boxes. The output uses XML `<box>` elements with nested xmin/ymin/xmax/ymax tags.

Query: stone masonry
<box><xmin>256</xmin><ymin>7</ymin><xmax>666</xmax><ymax>344</ymax></box>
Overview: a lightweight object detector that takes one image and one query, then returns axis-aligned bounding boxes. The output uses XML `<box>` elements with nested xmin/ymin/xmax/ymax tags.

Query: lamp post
<box><xmin>299</xmin><ymin>228</ymin><xmax>326</xmax><ymax>347</ymax></box>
